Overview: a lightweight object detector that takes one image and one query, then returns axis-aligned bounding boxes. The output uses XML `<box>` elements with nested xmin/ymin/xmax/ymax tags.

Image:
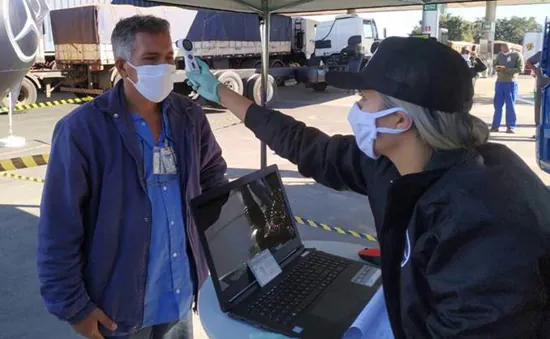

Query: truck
<box><xmin>536</xmin><ymin>18</ymin><xmax>549</xmax><ymax>174</ymax></box>
<box><xmin>3</xmin><ymin>0</ymin><xmax>114</xmax><ymax>107</ymax></box>
<box><xmin>523</xmin><ymin>31</ymin><xmax>544</xmax><ymax>73</ymax></box>
<box><xmin>48</xmin><ymin>4</ymin><xmax>375</xmax><ymax>105</ymax></box>
<box><xmin>314</xmin><ymin>14</ymin><xmax>381</xmax><ymax>62</ymax></box>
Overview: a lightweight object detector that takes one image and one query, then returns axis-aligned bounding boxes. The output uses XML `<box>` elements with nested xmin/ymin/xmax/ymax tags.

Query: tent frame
<box><xmin>253</xmin><ymin>0</ymin><xmax>318</xmax><ymax>168</ymax></box>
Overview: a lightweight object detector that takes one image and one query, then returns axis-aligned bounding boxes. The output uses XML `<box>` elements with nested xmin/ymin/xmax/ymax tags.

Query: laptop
<box><xmin>190</xmin><ymin>165</ymin><xmax>382</xmax><ymax>339</ymax></box>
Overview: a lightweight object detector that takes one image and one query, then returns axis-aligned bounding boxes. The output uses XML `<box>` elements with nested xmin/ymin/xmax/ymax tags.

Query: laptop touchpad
<box><xmin>310</xmin><ymin>291</ymin><xmax>366</xmax><ymax>322</ymax></box>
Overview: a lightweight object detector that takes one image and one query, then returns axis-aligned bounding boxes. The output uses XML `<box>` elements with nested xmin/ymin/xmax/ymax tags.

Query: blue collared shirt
<box><xmin>131</xmin><ymin>106</ymin><xmax>193</xmax><ymax>327</ymax></box>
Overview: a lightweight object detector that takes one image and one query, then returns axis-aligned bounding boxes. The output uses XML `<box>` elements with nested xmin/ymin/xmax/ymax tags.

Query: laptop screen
<box><xmin>192</xmin><ymin>167</ymin><xmax>302</xmax><ymax>307</ymax></box>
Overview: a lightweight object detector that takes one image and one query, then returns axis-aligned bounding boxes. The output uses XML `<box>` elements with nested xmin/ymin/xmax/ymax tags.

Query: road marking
<box><xmin>0</xmin><ymin>172</ymin><xmax>44</xmax><ymax>183</ymax></box>
<box><xmin>0</xmin><ymin>97</ymin><xmax>93</xmax><ymax>114</ymax></box>
<box><xmin>0</xmin><ymin>154</ymin><xmax>49</xmax><ymax>172</ymax></box>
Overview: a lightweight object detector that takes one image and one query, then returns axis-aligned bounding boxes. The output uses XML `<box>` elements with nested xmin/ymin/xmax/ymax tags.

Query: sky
<box><xmin>306</xmin><ymin>4</ymin><xmax>550</xmax><ymax>37</ymax></box>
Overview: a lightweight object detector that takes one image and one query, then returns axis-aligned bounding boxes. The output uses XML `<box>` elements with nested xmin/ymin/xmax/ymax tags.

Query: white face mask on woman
<box><xmin>347</xmin><ymin>104</ymin><xmax>411</xmax><ymax>159</ymax></box>
<box><xmin>126</xmin><ymin>62</ymin><xmax>176</xmax><ymax>102</ymax></box>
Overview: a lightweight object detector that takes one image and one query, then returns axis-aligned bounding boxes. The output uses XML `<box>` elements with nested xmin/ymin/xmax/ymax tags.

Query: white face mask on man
<box><xmin>347</xmin><ymin>104</ymin><xmax>411</xmax><ymax>159</ymax></box>
<box><xmin>126</xmin><ymin>62</ymin><xmax>176</xmax><ymax>103</ymax></box>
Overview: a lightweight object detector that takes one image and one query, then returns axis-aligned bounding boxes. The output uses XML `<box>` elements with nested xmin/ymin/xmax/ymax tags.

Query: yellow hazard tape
<box><xmin>0</xmin><ymin>97</ymin><xmax>93</xmax><ymax>113</ymax></box>
<box><xmin>0</xmin><ymin>154</ymin><xmax>49</xmax><ymax>172</ymax></box>
<box><xmin>294</xmin><ymin>216</ymin><xmax>377</xmax><ymax>242</ymax></box>
<box><xmin>0</xmin><ymin>172</ymin><xmax>45</xmax><ymax>183</ymax></box>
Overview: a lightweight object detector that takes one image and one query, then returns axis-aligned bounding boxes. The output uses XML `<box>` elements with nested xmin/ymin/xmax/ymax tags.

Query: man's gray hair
<box><xmin>111</xmin><ymin>15</ymin><xmax>170</xmax><ymax>60</ymax></box>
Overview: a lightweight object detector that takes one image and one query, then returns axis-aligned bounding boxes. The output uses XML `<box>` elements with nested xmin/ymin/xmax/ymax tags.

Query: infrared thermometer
<box><xmin>176</xmin><ymin>39</ymin><xmax>200</xmax><ymax>73</ymax></box>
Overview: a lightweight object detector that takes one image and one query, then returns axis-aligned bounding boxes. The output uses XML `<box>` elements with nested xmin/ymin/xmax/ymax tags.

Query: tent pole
<box><xmin>259</xmin><ymin>2</ymin><xmax>270</xmax><ymax>169</ymax></box>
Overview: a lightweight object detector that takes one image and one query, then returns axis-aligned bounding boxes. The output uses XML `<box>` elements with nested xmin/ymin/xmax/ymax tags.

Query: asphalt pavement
<box><xmin>0</xmin><ymin>75</ymin><xmax>547</xmax><ymax>339</ymax></box>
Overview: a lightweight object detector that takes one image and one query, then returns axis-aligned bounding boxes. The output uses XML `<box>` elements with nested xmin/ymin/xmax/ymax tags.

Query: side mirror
<box><xmin>348</xmin><ymin>35</ymin><xmax>361</xmax><ymax>46</ymax></box>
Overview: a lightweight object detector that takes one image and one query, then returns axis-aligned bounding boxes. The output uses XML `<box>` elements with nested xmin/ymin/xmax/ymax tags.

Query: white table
<box><xmin>198</xmin><ymin>240</ymin><xmax>365</xmax><ymax>339</ymax></box>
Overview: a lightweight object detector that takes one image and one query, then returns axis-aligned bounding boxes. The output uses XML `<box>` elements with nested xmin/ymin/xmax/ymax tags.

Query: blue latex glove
<box><xmin>186</xmin><ymin>59</ymin><xmax>221</xmax><ymax>104</ymax></box>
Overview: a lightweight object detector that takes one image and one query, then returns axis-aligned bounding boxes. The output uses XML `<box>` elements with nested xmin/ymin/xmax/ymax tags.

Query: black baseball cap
<box><xmin>326</xmin><ymin>37</ymin><xmax>474</xmax><ymax>114</ymax></box>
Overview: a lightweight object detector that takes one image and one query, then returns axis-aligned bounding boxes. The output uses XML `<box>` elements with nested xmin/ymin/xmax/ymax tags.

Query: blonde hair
<box><xmin>381</xmin><ymin>94</ymin><xmax>489</xmax><ymax>150</ymax></box>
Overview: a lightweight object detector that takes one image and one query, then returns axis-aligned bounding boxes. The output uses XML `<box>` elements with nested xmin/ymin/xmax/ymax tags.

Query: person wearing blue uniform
<box><xmin>491</xmin><ymin>43</ymin><xmax>524</xmax><ymax>134</ymax></box>
<box><xmin>37</xmin><ymin>15</ymin><xmax>227</xmax><ymax>339</ymax></box>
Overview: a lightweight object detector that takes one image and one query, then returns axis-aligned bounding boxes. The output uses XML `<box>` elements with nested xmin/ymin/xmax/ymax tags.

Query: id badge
<box><xmin>507</xmin><ymin>56</ymin><xmax>511</xmax><ymax>62</ymax></box>
<box><xmin>153</xmin><ymin>147</ymin><xmax>162</xmax><ymax>175</ymax></box>
<box><xmin>160</xmin><ymin>146</ymin><xmax>177</xmax><ymax>175</ymax></box>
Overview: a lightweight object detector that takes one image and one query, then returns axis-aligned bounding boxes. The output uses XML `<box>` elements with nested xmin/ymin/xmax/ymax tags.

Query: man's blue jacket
<box><xmin>37</xmin><ymin>82</ymin><xmax>227</xmax><ymax>336</ymax></box>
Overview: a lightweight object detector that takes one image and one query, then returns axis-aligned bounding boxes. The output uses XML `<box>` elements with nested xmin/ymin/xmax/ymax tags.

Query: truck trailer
<box><xmin>49</xmin><ymin>4</ymin><xmax>333</xmax><ymax>105</ymax></box>
<box><xmin>48</xmin><ymin>3</ymin><xmax>379</xmax><ymax>105</ymax></box>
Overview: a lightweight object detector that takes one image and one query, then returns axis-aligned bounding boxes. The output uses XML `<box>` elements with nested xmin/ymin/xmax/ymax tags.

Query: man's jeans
<box><xmin>129</xmin><ymin>313</ymin><xmax>193</xmax><ymax>339</ymax></box>
<box><xmin>492</xmin><ymin>81</ymin><xmax>518</xmax><ymax>129</ymax></box>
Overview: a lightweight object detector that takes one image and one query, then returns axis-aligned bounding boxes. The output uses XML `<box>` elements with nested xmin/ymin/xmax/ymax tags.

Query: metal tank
<box><xmin>0</xmin><ymin>0</ymin><xmax>49</xmax><ymax>99</ymax></box>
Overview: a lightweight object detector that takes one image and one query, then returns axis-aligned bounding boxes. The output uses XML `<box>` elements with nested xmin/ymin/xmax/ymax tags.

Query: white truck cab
<box><xmin>314</xmin><ymin>14</ymin><xmax>379</xmax><ymax>58</ymax></box>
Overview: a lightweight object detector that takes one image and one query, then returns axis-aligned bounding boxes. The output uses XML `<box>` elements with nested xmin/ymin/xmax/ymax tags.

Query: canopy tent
<box><xmin>148</xmin><ymin>0</ymin><xmax>484</xmax><ymax>168</ymax></box>
<box><xmin>148</xmin><ymin>0</ymin><xmax>510</xmax><ymax>13</ymax></box>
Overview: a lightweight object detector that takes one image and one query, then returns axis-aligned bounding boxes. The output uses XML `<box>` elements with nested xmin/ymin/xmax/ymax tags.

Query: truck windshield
<box><xmin>363</xmin><ymin>20</ymin><xmax>375</xmax><ymax>39</ymax></box>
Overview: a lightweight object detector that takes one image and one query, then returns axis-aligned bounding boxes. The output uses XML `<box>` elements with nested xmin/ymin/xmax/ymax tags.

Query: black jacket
<box><xmin>468</xmin><ymin>56</ymin><xmax>487</xmax><ymax>78</ymax></box>
<box><xmin>244</xmin><ymin>104</ymin><xmax>550</xmax><ymax>338</ymax></box>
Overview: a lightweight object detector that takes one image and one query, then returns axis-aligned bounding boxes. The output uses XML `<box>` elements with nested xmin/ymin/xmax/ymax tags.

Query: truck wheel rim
<box><xmin>223</xmin><ymin>78</ymin><xmax>242</xmax><ymax>95</ymax></box>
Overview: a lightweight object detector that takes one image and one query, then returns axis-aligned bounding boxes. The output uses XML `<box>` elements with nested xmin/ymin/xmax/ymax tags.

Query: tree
<box><xmin>442</xmin><ymin>14</ymin><xmax>474</xmax><ymax>41</ymax></box>
<box><xmin>471</xmin><ymin>18</ymin><xmax>485</xmax><ymax>43</ymax></box>
<box><xmin>411</xmin><ymin>20</ymin><xmax>423</xmax><ymax>35</ymax></box>
<box><xmin>495</xmin><ymin>17</ymin><xmax>542</xmax><ymax>44</ymax></box>
<box><xmin>410</xmin><ymin>14</ymin><xmax>473</xmax><ymax>42</ymax></box>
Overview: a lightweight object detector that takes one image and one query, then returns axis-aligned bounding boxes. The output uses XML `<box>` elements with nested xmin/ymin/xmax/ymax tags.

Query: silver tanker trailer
<box><xmin>0</xmin><ymin>0</ymin><xmax>49</xmax><ymax>147</ymax></box>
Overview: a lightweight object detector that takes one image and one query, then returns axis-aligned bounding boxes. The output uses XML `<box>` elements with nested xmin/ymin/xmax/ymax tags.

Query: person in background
<box><xmin>37</xmin><ymin>15</ymin><xmax>227</xmax><ymax>339</ymax></box>
<box><xmin>491</xmin><ymin>42</ymin><xmax>524</xmax><ymax>134</ymax></box>
<box><xmin>526</xmin><ymin>50</ymin><xmax>550</xmax><ymax>138</ymax></box>
<box><xmin>461</xmin><ymin>46</ymin><xmax>487</xmax><ymax>88</ymax></box>
<box><xmin>188</xmin><ymin>37</ymin><xmax>550</xmax><ymax>338</ymax></box>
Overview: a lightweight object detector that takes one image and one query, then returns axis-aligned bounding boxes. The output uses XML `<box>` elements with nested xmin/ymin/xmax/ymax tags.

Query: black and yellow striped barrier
<box><xmin>0</xmin><ymin>154</ymin><xmax>49</xmax><ymax>172</ymax></box>
<box><xmin>294</xmin><ymin>216</ymin><xmax>377</xmax><ymax>242</ymax></box>
<box><xmin>0</xmin><ymin>97</ymin><xmax>93</xmax><ymax>113</ymax></box>
<box><xmin>0</xmin><ymin>172</ymin><xmax>45</xmax><ymax>183</ymax></box>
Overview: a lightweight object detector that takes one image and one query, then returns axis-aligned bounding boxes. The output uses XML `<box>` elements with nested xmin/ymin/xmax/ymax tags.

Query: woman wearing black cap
<box><xmin>188</xmin><ymin>37</ymin><xmax>550</xmax><ymax>338</ymax></box>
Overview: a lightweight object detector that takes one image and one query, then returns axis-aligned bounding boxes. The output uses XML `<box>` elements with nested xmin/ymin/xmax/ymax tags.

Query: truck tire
<box><xmin>312</xmin><ymin>83</ymin><xmax>328</xmax><ymax>92</ymax></box>
<box><xmin>270</xmin><ymin>59</ymin><xmax>286</xmax><ymax>86</ymax></box>
<box><xmin>242</xmin><ymin>59</ymin><xmax>261</xmax><ymax>69</ymax></box>
<box><xmin>7</xmin><ymin>77</ymin><xmax>38</xmax><ymax>106</ymax></box>
<box><xmin>216</xmin><ymin>70</ymin><xmax>244</xmax><ymax>96</ymax></box>
<box><xmin>246</xmin><ymin>74</ymin><xmax>277</xmax><ymax>106</ymax></box>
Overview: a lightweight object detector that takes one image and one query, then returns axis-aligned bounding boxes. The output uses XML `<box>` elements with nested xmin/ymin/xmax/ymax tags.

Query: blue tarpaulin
<box><xmin>110</xmin><ymin>0</ymin><xmax>292</xmax><ymax>42</ymax></box>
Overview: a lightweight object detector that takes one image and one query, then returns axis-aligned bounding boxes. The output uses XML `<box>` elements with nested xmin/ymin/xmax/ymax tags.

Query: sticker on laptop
<box><xmin>248</xmin><ymin>249</ymin><xmax>282</xmax><ymax>287</ymax></box>
<box><xmin>351</xmin><ymin>266</ymin><xmax>381</xmax><ymax>287</ymax></box>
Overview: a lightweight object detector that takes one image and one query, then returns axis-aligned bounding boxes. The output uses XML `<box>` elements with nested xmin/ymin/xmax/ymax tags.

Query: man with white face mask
<box><xmin>460</xmin><ymin>46</ymin><xmax>487</xmax><ymax>90</ymax></box>
<box><xmin>37</xmin><ymin>15</ymin><xmax>227</xmax><ymax>339</ymax></box>
<box><xmin>188</xmin><ymin>37</ymin><xmax>550</xmax><ymax>338</ymax></box>
<box><xmin>491</xmin><ymin>43</ymin><xmax>524</xmax><ymax>134</ymax></box>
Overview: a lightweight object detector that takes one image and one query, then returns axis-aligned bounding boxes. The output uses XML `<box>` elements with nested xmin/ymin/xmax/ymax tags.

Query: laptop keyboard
<box><xmin>247</xmin><ymin>251</ymin><xmax>350</xmax><ymax>327</ymax></box>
